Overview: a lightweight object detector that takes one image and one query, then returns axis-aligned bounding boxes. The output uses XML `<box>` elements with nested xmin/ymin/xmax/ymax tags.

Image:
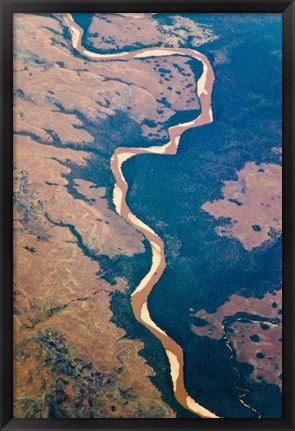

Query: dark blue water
<box><xmin>72</xmin><ymin>13</ymin><xmax>282</xmax><ymax>418</ymax></box>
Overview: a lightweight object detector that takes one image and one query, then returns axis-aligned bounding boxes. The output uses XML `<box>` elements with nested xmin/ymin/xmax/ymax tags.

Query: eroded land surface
<box><xmin>201</xmin><ymin>162</ymin><xmax>282</xmax><ymax>251</ymax></box>
<box><xmin>13</xmin><ymin>11</ymin><xmax>282</xmax><ymax>419</ymax></box>
<box><xmin>14</xmin><ymin>13</ymin><xmax>216</xmax><ymax>143</ymax></box>
<box><xmin>13</xmin><ymin>11</ymin><xmax>218</xmax><ymax>419</ymax></box>
<box><xmin>13</xmin><ymin>133</ymin><xmax>177</xmax><ymax>418</ymax></box>
<box><xmin>87</xmin><ymin>13</ymin><xmax>217</xmax><ymax>51</ymax></box>
<box><xmin>13</xmin><ymin>12</ymin><xmax>200</xmax><ymax>418</ymax></box>
<box><xmin>191</xmin><ymin>289</ymin><xmax>282</xmax><ymax>389</ymax></box>
<box><xmin>195</xmin><ymin>157</ymin><xmax>282</xmax><ymax>393</ymax></box>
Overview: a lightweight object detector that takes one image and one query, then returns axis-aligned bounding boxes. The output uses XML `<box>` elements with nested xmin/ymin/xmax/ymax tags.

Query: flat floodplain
<box><xmin>13</xmin><ymin>12</ymin><xmax>282</xmax><ymax>420</ymax></box>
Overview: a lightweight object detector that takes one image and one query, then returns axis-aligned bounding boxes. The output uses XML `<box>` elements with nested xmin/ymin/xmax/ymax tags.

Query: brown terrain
<box><xmin>101</xmin><ymin>38</ymin><xmax>217</xmax><ymax>417</ymax></box>
<box><xmin>201</xmin><ymin>162</ymin><xmax>282</xmax><ymax>250</ymax></box>
<box><xmin>12</xmin><ymin>11</ymin><xmax>219</xmax><ymax>418</ymax></box>
<box><xmin>190</xmin><ymin>289</ymin><xmax>282</xmax><ymax>389</ymax></box>
<box><xmin>59</xmin><ymin>11</ymin><xmax>219</xmax><ymax>417</ymax></box>
<box><xmin>88</xmin><ymin>13</ymin><xmax>217</xmax><ymax>51</ymax></box>
<box><xmin>13</xmin><ymin>10</ymin><xmax>281</xmax><ymax>420</ymax></box>
<box><xmin>13</xmin><ymin>133</ymin><xmax>176</xmax><ymax>418</ymax></box>
<box><xmin>227</xmin><ymin>319</ymin><xmax>282</xmax><ymax>389</ymax></box>
<box><xmin>14</xmin><ymin>13</ymin><xmax>216</xmax><ymax>143</ymax></box>
<box><xmin>13</xmin><ymin>11</ymin><xmax>218</xmax><ymax>418</ymax></box>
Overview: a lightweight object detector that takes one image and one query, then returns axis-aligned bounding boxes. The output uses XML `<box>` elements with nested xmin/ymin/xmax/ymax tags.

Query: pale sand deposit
<box><xmin>166</xmin><ymin>350</ymin><xmax>180</xmax><ymax>390</ymax></box>
<box><xmin>150</xmin><ymin>240</ymin><xmax>161</xmax><ymax>254</ymax></box>
<box><xmin>117</xmin><ymin>13</ymin><xmax>156</xmax><ymax>19</ymax></box>
<box><xmin>117</xmin><ymin>152</ymin><xmax>135</xmax><ymax>167</ymax></box>
<box><xmin>130</xmin><ymin>239</ymin><xmax>162</xmax><ymax>296</ymax></box>
<box><xmin>131</xmin><ymin>249</ymin><xmax>161</xmax><ymax>296</ymax></box>
<box><xmin>134</xmin><ymin>49</ymin><xmax>180</xmax><ymax>58</ymax></box>
<box><xmin>64</xmin><ymin>14</ymin><xmax>219</xmax><ymax>418</ymax></box>
<box><xmin>113</xmin><ymin>184</ymin><xmax>123</xmax><ymax>214</ymax></box>
<box><xmin>127</xmin><ymin>212</ymin><xmax>156</xmax><ymax>237</ymax></box>
<box><xmin>140</xmin><ymin>302</ymin><xmax>168</xmax><ymax>337</ymax></box>
<box><xmin>186</xmin><ymin>396</ymin><xmax>219</xmax><ymax>419</ymax></box>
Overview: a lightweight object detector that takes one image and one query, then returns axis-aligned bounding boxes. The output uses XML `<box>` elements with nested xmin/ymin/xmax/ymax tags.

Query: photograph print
<box><xmin>13</xmin><ymin>11</ymin><xmax>282</xmax><ymax>419</ymax></box>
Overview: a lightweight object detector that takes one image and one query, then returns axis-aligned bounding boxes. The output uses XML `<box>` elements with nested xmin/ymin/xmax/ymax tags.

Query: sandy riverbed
<box><xmin>64</xmin><ymin>13</ymin><xmax>219</xmax><ymax>419</ymax></box>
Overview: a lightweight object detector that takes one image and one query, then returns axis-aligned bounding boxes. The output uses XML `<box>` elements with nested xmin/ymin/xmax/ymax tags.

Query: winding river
<box><xmin>64</xmin><ymin>13</ymin><xmax>219</xmax><ymax>419</ymax></box>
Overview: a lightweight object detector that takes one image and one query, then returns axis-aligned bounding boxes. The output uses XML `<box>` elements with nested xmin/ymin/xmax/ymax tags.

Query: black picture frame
<box><xmin>0</xmin><ymin>0</ymin><xmax>294</xmax><ymax>430</ymax></box>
